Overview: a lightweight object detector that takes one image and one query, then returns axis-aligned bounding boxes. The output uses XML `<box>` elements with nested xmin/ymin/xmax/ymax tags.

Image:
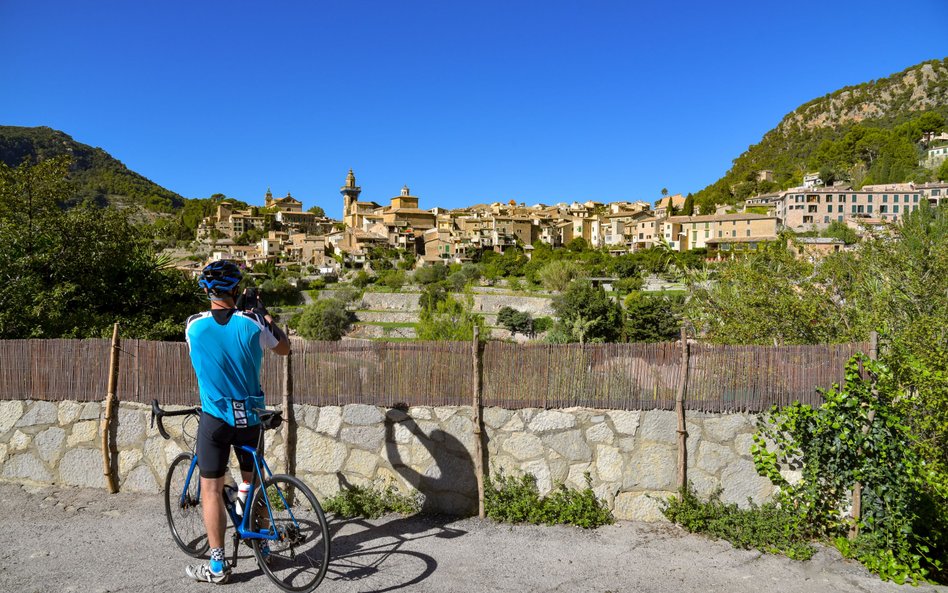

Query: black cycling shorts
<box><xmin>196</xmin><ymin>412</ymin><xmax>262</xmax><ymax>479</ymax></box>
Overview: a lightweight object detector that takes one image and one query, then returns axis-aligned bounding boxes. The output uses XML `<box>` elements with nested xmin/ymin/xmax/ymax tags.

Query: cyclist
<box><xmin>184</xmin><ymin>260</ymin><xmax>290</xmax><ymax>584</ymax></box>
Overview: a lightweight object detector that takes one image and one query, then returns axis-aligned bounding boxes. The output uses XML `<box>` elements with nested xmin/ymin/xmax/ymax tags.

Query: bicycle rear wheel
<box><xmin>164</xmin><ymin>452</ymin><xmax>208</xmax><ymax>557</ymax></box>
<box><xmin>249</xmin><ymin>474</ymin><xmax>330</xmax><ymax>592</ymax></box>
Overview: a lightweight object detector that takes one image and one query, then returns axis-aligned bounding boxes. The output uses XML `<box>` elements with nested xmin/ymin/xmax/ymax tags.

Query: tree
<box><xmin>937</xmin><ymin>159</ymin><xmax>948</xmax><ymax>182</ymax></box>
<box><xmin>413</xmin><ymin>263</ymin><xmax>449</xmax><ymax>285</ymax></box>
<box><xmin>416</xmin><ymin>293</ymin><xmax>485</xmax><ymax>341</ymax></box>
<box><xmin>623</xmin><ymin>292</ymin><xmax>681</xmax><ymax>342</ymax></box>
<box><xmin>682</xmin><ymin>193</ymin><xmax>695</xmax><ymax>216</ymax></box>
<box><xmin>661</xmin><ymin>188</ymin><xmax>669</xmax><ymax>197</ymax></box>
<box><xmin>378</xmin><ymin>269</ymin><xmax>406</xmax><ymax>291</ymax></box>
<box><xmin>822</xmin><ymin>221</ymin><xmax>859</xmax><ymax>245</ymax></box>
<box><xmin>307</xmin><ymin>205</ymin><xmax>326</xmax><ymax>217</ymax></box>
<box><xmin>0</xmin><ymin>157</ymin><xmax>204</xmax><ymax>340</ymax></box>
<box><xmin>294</xmin><ymin>298</ymin><xmax>352</xmax><ymax>340</ymax></box>
<box><xmin>538</xmin><ymin>260</ymin><xmax>581</xmax><ymax>292</ymax></box>
<box><xmin>497</xmin><ymin>306</ymin><xmax>534</xmax><ymax>336</ymax></box>
<box><xmin>550</xmin><ymin>281</ymin><xmax>624</xmax><ymax>343</ymax></box>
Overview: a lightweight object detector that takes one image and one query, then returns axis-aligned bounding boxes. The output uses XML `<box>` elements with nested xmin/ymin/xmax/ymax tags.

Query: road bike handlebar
<box><xmin>150</xmin><ymin>399</ymin><xmax>201</xmax><ymax>440</ymax></box>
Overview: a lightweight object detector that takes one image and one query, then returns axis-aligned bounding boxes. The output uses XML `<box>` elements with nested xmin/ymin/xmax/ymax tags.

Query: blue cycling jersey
<box><xmin>185</xmin><ymin>309</ymin><xmax>279</xmax><ymax>427</ymax></box>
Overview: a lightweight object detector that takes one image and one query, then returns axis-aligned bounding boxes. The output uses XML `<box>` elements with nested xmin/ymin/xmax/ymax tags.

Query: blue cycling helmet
<box><xmin>199</xmin><ymin>260</ymin><xmax>242</xmax><ymax>298</ymax></box>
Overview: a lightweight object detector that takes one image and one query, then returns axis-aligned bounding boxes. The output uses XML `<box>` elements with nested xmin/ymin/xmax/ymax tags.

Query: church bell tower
<box><xmin>340</xmin><ymin>169</ymin><xmax>361</xmax><ymax>227</ymax></box>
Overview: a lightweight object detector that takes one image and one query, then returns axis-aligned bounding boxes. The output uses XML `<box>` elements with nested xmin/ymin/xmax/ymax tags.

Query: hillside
<box><xmin>0</xmin><ymin>125</ymin><xmax>186</xmax><ymax>212</ymax></box>
<box><xmin>0</xmin><ymin>126</ymin><xmax>251</xmax><ymax>241</ymax></box>
<box><xmin>693</xmin><ymin>58</ymin><xmax>948</xmax><ymax>213</ymax></box>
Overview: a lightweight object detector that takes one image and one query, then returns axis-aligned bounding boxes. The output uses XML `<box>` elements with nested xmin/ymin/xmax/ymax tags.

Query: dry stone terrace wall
<box><xmin>0</xmin><ymin>400</ymin><xmax>775</xmax><ymax>521</ymax></box>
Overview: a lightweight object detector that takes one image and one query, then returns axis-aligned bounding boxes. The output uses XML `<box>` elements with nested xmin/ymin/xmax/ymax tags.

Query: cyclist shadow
<box><xmin>324</xmin><ymin>412</ymin><xmax>473</xmax><ymax>591</ymax></box>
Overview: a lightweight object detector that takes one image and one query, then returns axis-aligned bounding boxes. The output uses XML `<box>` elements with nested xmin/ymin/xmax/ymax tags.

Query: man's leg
<box><xmin>201</xmin><ymin>476</ymin><xmax>227</xmax><ymax>548</ymax></box>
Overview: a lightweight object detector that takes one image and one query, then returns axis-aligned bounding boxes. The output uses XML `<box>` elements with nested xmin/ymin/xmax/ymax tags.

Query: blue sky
<box><xmin>1</xmin><ymin>1</ymin><xmax>946</xmax><ymax>217</ymax></box>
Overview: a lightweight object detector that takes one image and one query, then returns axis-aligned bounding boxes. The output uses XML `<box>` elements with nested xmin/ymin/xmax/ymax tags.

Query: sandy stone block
<box><xmin>502</xmin><ymin>433</ymin><xmax>544</xmax><ymax>461</ymax></box>
<box><xmin>15</xmin><ymin>401</ymin><xmax>57</xmax><ymax>427</ymax></box>
<box><xmin>586</xmin><ymin>423</ymin><xmax>614</xmax><ymax>444</ymax></box>
<box><xmin>35</xmin><ymin>427</ymin><xmax>66</xmax><ymax>464</ymax></box>
<box><xmin>123</xmin><ymin>465</ymin><xmax>159</xmax><ymax>492</ymax></box>
<box><xmin>3</xmin><ymin>452</ymin><xmax>53</xmax><ymax>483</ymax></box>
<box><xmin>342</xmin><ymin>404</ymin><xmax>384</xmax><ymax>426</ymax></box>
<box><xmin>696</xmin><ymin>441</ymin><xmax>733</xmax><ymax>474</ymax></box>
<box><xmin>613</xmin><ymin>491</ymin><xmax>673</xmax><ymax>522</ymax></box>
<box><xmin>315</xmin><ymin>407</ymin><xmax>342</xmax><ymax>436</ymax></box>
<box><xmin>59</xmin><ymin>448</ymin><xmax>106</xmax><ymax>488</ymax></box>
<box><xmin>346</xmin><ymin>449</ymin><xmax>379</xmax><ymax>478</ymax></box>
<box><xmin>68</xmin><ymin>421</ymin><xmax>98</xmax><ymax>446</ymax></box>
<box><xmin>624</xmin><ymin>444</ymin><xmax>676</xmax><ymax>491</ymax></box>
<box><xmin>119</xmin><ymin>449</ymin><xmax>143</xmax><ymax>475</ymax></box>
<box><xmin>482</xmin><ymin>407</ymin><xmax>512</xmax><ymax>429</ymax></box>
<box><xmin>116</xmin><ymin>408</ymin><xmax>147</xmax><ymax>449</ymax></box>
<box><xmin>79</xmin><ymin>403</ymin><xmax>101</xmax><ymax>420</ymax></box>
<box><xmin>0</xmin><ymin>401</ymin><xmax>25</xmax><ymax>435</ymax></box>
<box><xmin>720</xmin><ymin>458</ymin><xmax>775</xmax><ymax>506</ymax></box>
<box><xmin>638</xmin><ymin>411</ymin><xmax>677</xmax><ymax>445</ymax></box>
<box><xmin>566</xmin><ymin>462</ymin><xmax>593</xmax><ymax>489</ymax></box>
<box><xmin>434</xmin><ymin>407</ymin><xmax>457</xmax><ymax>422</ymax></box>
<box><xmin>500</xmin><ymin>414</ymin><xmax>524</xmax><ymax>432</ymax></box>
<box><xmin>734</xmin><ymin>433</ymin><xmax>757</xmax><ymax>457</ymax></box>
<box><xmin>607</xmin><ymin>411</ymin><xmax>641</xmax><ymax>436</ymax></box>
<box><xmin>690</xmin><ymin>469</ymin><xmax>721</xmax><ymax>498</ymax></box>
<box><xmin>408</xmin><ymin>407</ymin><xmax>432</xmax><ymax>420</ymax></box>
<box><xmin>0</xmin><ymin>443</ymin><xmax>7</xmax><ymax>465</ymax></box>
<box><xmin>297</xmin><ymin>428</ymin><xmax>347</xmax><ymax>473</ymax></box>
<box><xmin>341</xmin><ymin>425</ymin><xmax>384</xmax><ymax>451</ymax></box>
<box><xmin>703</xmin><ymin>414</ymin><xmax>752</xmax><ymax>443</ymax></box>
<box><xmin>522</xmin><ymin>459</ymin><xmax>552</xmax><ymax>495</ymax></box>
<box><xmin>528</xmin><ymin>410</ymin><xmax>576</xmax><ymax>432</ymax></box>
<box><xmin>10</xmin><ymin>430</ymin><xmax>31</xmax><ymax>451</ymax></box>
<box><xmin>58</xmin><ymin>401</ymin><xmax>83</xmax><ymax>425</ymax></box>
<box><xmin>543</xmin><ymin>430</ymin><xmax>592</xmax><ymax>462</ymax></box>
<box><xmin>596</xmin><ymin>445</ymin><xmax>623</xmax><ymax>483</ymax></box>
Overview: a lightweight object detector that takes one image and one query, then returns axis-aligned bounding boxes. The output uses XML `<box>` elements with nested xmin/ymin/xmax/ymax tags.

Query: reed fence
<box><xmin>0</xmin><ymin>338</ymin><xmax>868</xmax><ymax>412</ymax></box>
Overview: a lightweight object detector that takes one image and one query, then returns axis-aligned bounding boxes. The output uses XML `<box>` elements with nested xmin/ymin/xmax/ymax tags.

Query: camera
<box><xmin>236</xmin><ymin>287</ymin><xmax>259</xmax><ymax>311</ymax></box>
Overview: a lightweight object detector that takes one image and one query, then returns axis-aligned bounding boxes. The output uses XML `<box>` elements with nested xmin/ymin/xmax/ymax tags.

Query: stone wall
<box><xmin>0</xmin><ymin>400</ymin><xmax>774</xmax><ymax>522</ymax></box>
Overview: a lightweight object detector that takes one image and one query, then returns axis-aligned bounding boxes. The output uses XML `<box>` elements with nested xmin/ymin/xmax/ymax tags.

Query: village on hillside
<box><xmin>183</xmin><ymin>153</ymin><xmax>948</xmax><ymax>277</ymax></box>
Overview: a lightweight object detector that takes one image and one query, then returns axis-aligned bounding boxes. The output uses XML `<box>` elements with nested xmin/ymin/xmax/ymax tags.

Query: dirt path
<box><xmin>0</xmin><ymin>483</ymin><xmax>942</xmax><ymax>593</ymax></box>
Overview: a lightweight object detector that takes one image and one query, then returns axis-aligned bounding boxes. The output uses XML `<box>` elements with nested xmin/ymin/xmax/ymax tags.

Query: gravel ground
<box><xmin>0</xmin><ymin>482</ymin><xmax>943</xmax><ymax>593</ymax></box>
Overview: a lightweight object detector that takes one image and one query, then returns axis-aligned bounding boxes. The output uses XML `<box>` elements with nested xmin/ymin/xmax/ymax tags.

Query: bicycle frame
<box><xmin>178</xmin><ymin>445</ymin><xmax>301</xmax><ymax>542</ymax></box>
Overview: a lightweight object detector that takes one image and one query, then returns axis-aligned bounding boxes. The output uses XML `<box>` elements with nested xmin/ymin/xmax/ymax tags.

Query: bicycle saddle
<box><xmin>254</xmin><ymin>408</ymin><xmax>283</xmax><ymax>430</ymax></box>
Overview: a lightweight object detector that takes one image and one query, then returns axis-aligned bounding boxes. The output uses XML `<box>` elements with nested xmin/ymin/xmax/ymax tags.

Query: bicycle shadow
<box><xmin>322</xmin><ymin>411</ymin><xmax>474</xmax><ymax>591</ymax></box>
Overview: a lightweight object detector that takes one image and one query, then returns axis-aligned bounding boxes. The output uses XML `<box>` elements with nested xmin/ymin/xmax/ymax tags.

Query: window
<box><xmin>913</xmin><ymin>194</ymin><xmax>919</xmax><ymax>202</ymax></box>
<box><xmin>838</xmin><ymin>205</ymin><xmax>843</xmax><ymax>213</ymax></box>
<box><xmin>826</xmin><ymin>195</ymin><xmax>833</xmax><ymax>202</ymax></box>
<box><xmin>881</xmin><ymin>205</ymin><xmax>888</xmax><ymax>213</ymax></box>
<box><xmin>838</xmin><ymin>215</ymin><xmax>843</xmax><ymax>222</ymax></box>
<box><xmin>883</xmin><ymin>195</ymin><xmax>888</xmax><ymax>202</ymax></box>
<box><xmin>840</xmin><ymin>195</ymin><xmax>847</xmax><ymax>203</ymax></box>
<box><xmin>732</xmin><ymin>230</ymin><xmax>736</xmax><ymax>237</ymax></box>
<box><xmin>893</xmin><ymin>205</ymin><xmax>900</xmax><ymax>213</ymax></box>
<box><xmin>718</xmin><ymin>231</ymin><xmax>722</xmax><ymax>238</ymax></box>
<box><xmin>827</xmin><ymin>205</ymin><xmax>833</xmax><ymax>213</ymax></box>
<box><xmin>904</xmin><ymin>194</ymin><xmax>910</xmax><ymax>201</ymax></box>
<box><xmin>867</xmin><ymin>195</ymin><xmax>873</xmax><ymax>203</ymax></box>
<box><xmin>704</xmin><ymin>230</ymin><xmax>709</xmax><ymax>238</ymax></box>
<box><xmin>913</xmin><ymin>205</ymin><xmax>918</xmax><ymax>211</ymax></box>
<box><xmin>824</xmin><ymin>216</ymin><xmax>830</xmax><ymax>223</ymax></box>
<box><xmin>867</xmin><ymin>205</ymin><xmax>873</xmax><ymax>214</ymax></box>
<box><xmin>852</xmin><ymin>194</ymin><xmax>858</xmax><ymax>201</ymax></box>
<box><xmin>852</xmin><ymin>205</ymin><xmax>857</xmax><ymax>213</ymax></box>
<box><xmin>746</xmin><ymin>229</ymin><xmax>751</xmax><ymax>237</ymax></box>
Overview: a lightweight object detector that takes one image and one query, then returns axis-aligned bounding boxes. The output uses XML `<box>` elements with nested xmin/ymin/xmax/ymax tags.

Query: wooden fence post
<box><xmin>282</xmin><ymin>328</ymin><xmax>295</xmax><ymax>477</ymax></box>
<box><xmin>850</xmin><ymin>330</ymin><xmax>879</xmax><ymax>539</ymax></box>
<box><xmin>472</xmin><ymin>326</ymin><xmax>485</xmax><ymax>519</ymax></box>
<box><xmin>101</xmin><ymin>323</ymin><xmax>120</xmax><ymax>494</ymax></box>
<box><xmin>675</xmin><ymin>325</ymin><xmax>690</xmax><ymax>491</ymax></box>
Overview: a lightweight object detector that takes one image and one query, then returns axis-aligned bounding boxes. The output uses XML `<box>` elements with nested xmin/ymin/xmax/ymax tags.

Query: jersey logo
<box><xmin>233</xmin><ymin>401</ymin><xmax>248</xmax><ymax>427</ymax></box>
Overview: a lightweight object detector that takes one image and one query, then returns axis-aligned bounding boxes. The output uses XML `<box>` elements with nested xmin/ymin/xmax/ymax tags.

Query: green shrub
<box><xmin>662</xmin><ymin>485</ymin><xmax>814</xmax><ymax>560</ymax></box>
<box><xmin>323</xmin><ymin>481</ymin><xmax>421</xmax><ymax>519</ymax></box>
<box><xmin>485</xmin><ymin>471</ymin><xmax>613</xmax><ymax>529</ymax></box>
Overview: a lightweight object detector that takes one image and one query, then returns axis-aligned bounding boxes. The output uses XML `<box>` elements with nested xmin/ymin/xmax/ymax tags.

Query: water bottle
<box><xmin>236</xmin><ymin>481</ymin><xmax>252</xmax><ymax>516</ymax></box>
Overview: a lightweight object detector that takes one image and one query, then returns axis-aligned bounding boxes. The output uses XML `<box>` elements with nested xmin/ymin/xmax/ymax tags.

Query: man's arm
<box><xmin>264</xmin><ymin>314</ymin><xmax>291</xmax><ymax>356</ymax></box>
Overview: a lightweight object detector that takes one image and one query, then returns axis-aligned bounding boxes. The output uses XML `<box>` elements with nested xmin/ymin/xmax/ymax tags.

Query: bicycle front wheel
<box><xmin>164</xmin><ymin>452</ymin><xmax>208</xmax><ymax>557</ymax></box>
<box><xmin>249</xmin><ymin>474</ymin><xmax>330</xmax><ymax>593</ymax></box>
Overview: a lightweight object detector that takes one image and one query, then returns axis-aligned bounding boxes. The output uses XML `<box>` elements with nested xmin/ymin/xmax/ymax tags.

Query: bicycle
<box><xmin>151</xmin><ymin>399</ymin><xmax>331</xmax><ymax>592</ymax></box>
